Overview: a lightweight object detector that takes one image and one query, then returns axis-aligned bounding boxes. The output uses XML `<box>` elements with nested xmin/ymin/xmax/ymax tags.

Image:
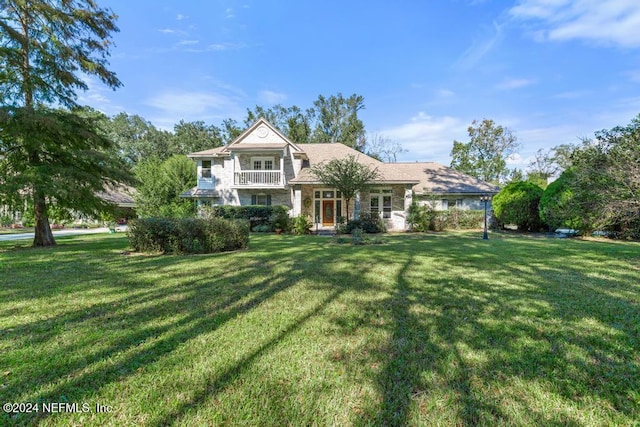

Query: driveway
<box><xmin>0</xmin><ymin>227</ymin><xmax>115</xmax><ymax>242</ymax></box>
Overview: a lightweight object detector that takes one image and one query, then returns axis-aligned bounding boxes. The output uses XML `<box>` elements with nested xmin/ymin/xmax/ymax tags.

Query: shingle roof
<box><xmin>187</xmin><ymin>146</ymin><xmax>226</xmax><ymax>158</ymax></box>
<box><xmin>390</xmin><ymin>162</ymin><xmax>500</xmax><ymax>194</ymax></box>
<box><xmin>180</xmin><ymin>187</ymin><xmax>221</xmax><ymax>198</ymax></box>
<box><xmin>289</xmin><ymin>143</ymin><xmax>419</xmax><ymax>184</ymax></box>
<box><xmin>97</xmin><ymin>184</ymin><xmax>136</xmax><ymax>207</ymax></box>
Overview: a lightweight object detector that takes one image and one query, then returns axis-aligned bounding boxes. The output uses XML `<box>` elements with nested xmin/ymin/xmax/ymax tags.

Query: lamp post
<box><xmin>480</xmin><ymin>195</ymin><xmax>491</xmax><ymax>240</ymax></box>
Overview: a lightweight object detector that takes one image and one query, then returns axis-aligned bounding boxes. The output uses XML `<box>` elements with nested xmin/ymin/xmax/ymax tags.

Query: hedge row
<box><xmin>202</xmin><ymin>205</ymin><xmax>289</xmax><ymax>230</ymax></box>
<box><xmin>127</xmin><ymin>217</ymin><xmax>249</xmax><ymax>254</ymax></box>
<box><xmin>408</xmin><ymin>205</ymin><xmax>485</xmax><ymax>232</ymax></box>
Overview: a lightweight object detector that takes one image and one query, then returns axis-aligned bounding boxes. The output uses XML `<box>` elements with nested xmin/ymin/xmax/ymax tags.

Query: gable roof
<box><xmin>390</xmin><ymin>162</ymin><xmax>500</xmax><ymax>195</ymax></box>
<box><xmin>188</xmin><ymin>118</ymin><xmax>304</xmax><ymax>159</ymax></box>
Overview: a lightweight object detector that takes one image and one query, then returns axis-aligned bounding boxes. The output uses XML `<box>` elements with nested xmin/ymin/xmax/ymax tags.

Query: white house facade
<box><xmin>181</xmin><ymin>118</ymin><xmax>499</xmax><ymax>231</ymax></box>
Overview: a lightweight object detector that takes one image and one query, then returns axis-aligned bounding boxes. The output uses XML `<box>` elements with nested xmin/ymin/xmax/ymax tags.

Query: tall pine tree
<box><xmin>0</xmin><ymin>0</ymin><xmax>128</xmax><ymax>246</ymax></box>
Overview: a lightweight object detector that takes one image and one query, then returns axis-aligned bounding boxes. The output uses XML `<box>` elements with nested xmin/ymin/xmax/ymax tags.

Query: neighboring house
<box><xmin>181</xmin><ymin>118</ymin><xmax>499</xmax><ymax>230</ymax></box>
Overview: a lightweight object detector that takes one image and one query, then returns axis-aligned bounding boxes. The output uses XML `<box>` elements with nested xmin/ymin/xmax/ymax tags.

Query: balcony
<box><xmin>233</xmin><ymin>171</ymin><xmax>284</xmax><ymax>187</ymax></box>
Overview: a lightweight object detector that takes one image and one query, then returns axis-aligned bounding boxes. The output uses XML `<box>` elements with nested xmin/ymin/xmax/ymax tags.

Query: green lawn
<box><xmin>1</xmin><ymin>232</ymin><xmax>638</xmax><ymax>426</ymax></box>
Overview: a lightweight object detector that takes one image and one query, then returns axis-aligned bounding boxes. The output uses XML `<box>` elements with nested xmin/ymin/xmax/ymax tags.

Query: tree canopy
<box><xmin>0</xmin><ymin>0</ymin><xmax>128</xmax><ymax>246</ymax></box>
<box><xmin>450</xmin><ymin>119</ymin><xmax>520</xmax><ymax>185</ymax></box>
<box><xmin>311</xmin><ymin>154</ymin><xmax>380</xmax><ymax>221</ymax></box>
<box><xmin>568</xmin><ymin>115</ymin><xmax>640</xmax><ymax>238</ymax></box>
<box><xmin>134</xmin><ymin>155</ymin><xmax>196</xmax><ymax>218</ymax></box>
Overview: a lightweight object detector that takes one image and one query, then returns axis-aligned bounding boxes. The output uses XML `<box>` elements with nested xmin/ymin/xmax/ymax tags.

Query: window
<box><xmin>251</xmin><ymin>157</ymin><xmax>275</xmax><ymax>170</ymax></box>
<box><xmin>456</xmin><ymin>199</ymin><xmax>464</xmax><ymax>208</ymax></box>
<box><xmin>441</xmin><ymin>199</ymin><xmax>448</xmax><ymax>210</ymax></box>
<box><xmin>251</xmin><ymin>194</ymin><xmax>272</xmax><ymax>206</ymax></box>
<box><xmin>370</xmin><ymin>189</ymin><xmax>392</xmax><ymax>219</ymax></box>
<box><xmin>201</xmin><ymin>160</ymin><xmax>212</xmax><ymax>178</ymax></box>
<box><xmin>314</xmin><ymin>200</ymin><xmax>321</xmax><ymax>223</ymax></box>
<box><xmin>370</xmin><ymin>196</ymin><xmax>380</xmax><ymax>217</ymax></box>
<box><xmin>383</xmin><ymin>195</ymin><xmax>391</xmax><ymax>219</ymax></box>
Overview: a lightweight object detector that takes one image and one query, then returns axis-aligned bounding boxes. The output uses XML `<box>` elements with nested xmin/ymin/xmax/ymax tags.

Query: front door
<box><xmin>322</xmin><ymin>200</ymin><xmax>334</xmax><ymax>226</ymax></box>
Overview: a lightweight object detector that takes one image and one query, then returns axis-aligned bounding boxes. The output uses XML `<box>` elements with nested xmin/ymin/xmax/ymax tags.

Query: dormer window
<box><xmin>201</xmin><ymin>160</ymin><xmax>212</xmax><ymax>178</ymax></box>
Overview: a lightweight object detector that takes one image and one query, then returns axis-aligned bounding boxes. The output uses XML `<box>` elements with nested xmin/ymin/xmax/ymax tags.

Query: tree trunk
<box><xmin>33</xmin><ymin>188</ymin><xmax>56</xmax><ymax>247</ymax></box>
<box><xmin>345</xmin><ymin>198</ymin><xmax>351</xmax><ymax>223</ymax></box>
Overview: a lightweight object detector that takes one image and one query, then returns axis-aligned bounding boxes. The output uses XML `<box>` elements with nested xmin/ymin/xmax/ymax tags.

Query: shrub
<box><xmin>493</xmin><ymin>181</ymin><xmax>544</xmax><ymax>231</ymax></box>
<box><xmin>408</xmin><ymin>202</ymin><xmax>484</xmax><ymax>231</ymax></box>
<box><xmin>252</xmin><ymin>224</ymin><xmax>271</xmax><ymax>233</ymax></box>
<box><xmin>203</xmin><ymin>205</ymin><xmax>288</xmax><ymax>230</ymax></box>
<box><xmin>291</xmin><ymin>214</ymin><xmax>312</xmax><ymax>235</ymax></box>
<box><xmin>1</xmin><ymin>215</ymin><xmax>12</xmax><ymax>227</ymax></box>
<box><xmin>443</xmin><ymin>209</ymin><xmax>485</xmax><ymax>229</ymax></box>
<box><xmin>128</xmin><ymin>217</ymin><xmax>249</xmax><ymax>254</ymax></box>
<box><xmin>351</xmin><ymin>227</ymin><xmax>366</xmax><ymax>245</ymax></box>
<box><xmin>539</xmin><ymin>169</ymin><xmax>585</xmax><ymax>231</ymax></box>
<box><xmin>270</xmin><ymin>205</ymin><xmax>291</xmax><ymax>232</ymax></box>
<box><xmin>345</xmin><ymin>212</ymin><xmax>386</xmax><ymax>234</ymax></box>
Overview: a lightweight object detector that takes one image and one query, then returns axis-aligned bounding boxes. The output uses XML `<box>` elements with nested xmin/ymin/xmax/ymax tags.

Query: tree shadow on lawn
<box><xmin>0</xmin><ymin>235</ymin><xmax>376</xmax><ymax>425</ymax></box>
<box><xmin>1</xmin><ymin>233</ymin><xmax>638</xmax><ymax>425</ymax></box>
<box><xmin>330</xmin><ymin>234</ymin><xmax>639</xmax><ymax>426</ymax></box>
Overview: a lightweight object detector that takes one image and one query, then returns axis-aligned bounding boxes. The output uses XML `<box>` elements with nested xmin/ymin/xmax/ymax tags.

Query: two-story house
<box><xmin>181</xmin><ymin>118</ymin><xmax>499</xmax><ymax>230</ymax></box>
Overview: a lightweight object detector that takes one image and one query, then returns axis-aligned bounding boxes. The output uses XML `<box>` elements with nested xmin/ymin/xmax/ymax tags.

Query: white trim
<box><xmin>251</xmin><ymin>156</ymin><xmax>275</xmax><ymax>171</ymax></box>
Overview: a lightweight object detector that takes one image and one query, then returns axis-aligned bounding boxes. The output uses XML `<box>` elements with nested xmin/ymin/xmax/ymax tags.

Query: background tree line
<box><xmin>451</xmin><ymin>116</ymin><xmax>640</xmax><ymax>239</ymax></box>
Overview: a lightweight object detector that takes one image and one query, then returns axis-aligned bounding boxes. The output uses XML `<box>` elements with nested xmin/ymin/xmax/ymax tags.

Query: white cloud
<box><xmin>495</xmin><ymin>78</ymin><xmax>536</xmax><ymax>90</ymax></box>
<box><xmin>177</xmin><ymin>39</ymin><xmax>199</xmax><ymax>46</ymax></box>
<box><xmin>378</xmin><ymin>113</ymin><xmax>467</xmax><ymax>164</ymax></box>
<box><xmin>176</xmin><ymin>14</ymin><xmax>187</xmax><ymax>21</ymax></box>
<box><xmin>436</xmin><ymin>89</ymin><xmax>456</xmax><ymax>98</ymax></box>
<box><xmin>144</xmin><ymin>91</ymin><xmax>244</xmax><ymax>127</ymax></box>
<box><xmin>454</xmin><ymin>21</ymin><xmax>505</xmax><ymax>70</ymax></box>
<box><xmin>510</xmin><ymin>0</ymin><xmax>640</xmax><ymax>48</ymax></box>
<box><xmin>257</xmin><ymin>90</ymin><xmax>287</xmax><ymax>105</ymax></box>
<box><xmin>206</xmin><ymin>42</ymin><xmax>245</xmax><ymax>51</ymax></box>
<box><xmin>76</xmin><ymin>74</ymin><xmax>123</xmax><ymax>115</ymax></box>
<box><xmin>623</xmin><ymin>69</ymin><xmax>640</xmax><ymax>82</ymax></box>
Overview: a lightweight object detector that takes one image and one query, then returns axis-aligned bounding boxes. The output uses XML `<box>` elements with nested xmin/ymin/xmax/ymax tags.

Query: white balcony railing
<box><xmin>234</xmin><ymin>171</ymin><xmax>283</xmax><ymax>187</ymax></box>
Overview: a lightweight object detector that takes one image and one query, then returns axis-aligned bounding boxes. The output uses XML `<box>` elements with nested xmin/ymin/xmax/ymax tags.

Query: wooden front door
<box><xmin>322</xmin><ymin>200</ymin><xmax>334</xmax><ymax>226</ymax></box>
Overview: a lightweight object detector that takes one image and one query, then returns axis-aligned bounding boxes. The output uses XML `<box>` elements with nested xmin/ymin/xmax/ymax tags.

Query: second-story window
<box><xmin>201</xmin><ymin>160</ymin><xmax>212</xmax><ymax>178</ymax></box>
<box><xmin>251</xmin><ymin>157</ymin><xmax>274</xmax><ymax>170</ymax></box>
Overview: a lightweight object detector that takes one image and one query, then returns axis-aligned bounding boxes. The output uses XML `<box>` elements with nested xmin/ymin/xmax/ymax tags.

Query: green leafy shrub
<box><xmin>444</xmin><ymin>209</ymin><xmax>485</xmax><ymax>229</ymax></box>
<box><xmin>252</xmin><ymin>224</ymin><xmax>271</xmax><ymax>233</ymax></box>
<box><xmin>345</xmin><ymin>212</ymin><xmax>386</xmax><ymax>234</ymax></box>
<box><xmin>291</xmin><ymin>214</ymin><xmax>312</xmax><ymax>235</ymax></box>
<box><xmin>408</xmin><ymin>202</ymin><xmax>483</xmax><ymax>231</ymax></box>
<box><xmin>127</xmin><ymin>217</ymin><xmax>249</xmax><ymax>254</ymax></box>
<box><xmin>493</xmin><ymin>181</ymin><xmax>544</xmax><ymax>231</ymax></box>
<box><xmin>204</xmin><ymin>205</ymin><xmax>288</xmax><ymax>229</ymax></box>
<box><xmin>539</xmin><ymin>169</ymin><xmax>585</xmax><ymax>231</ymax></box>
<box><xmin>351</xmin><ymin>227</ymin><xmax>366</xmax><ymax>245</ymax></box>
<box><xmin>270</xmin><ymin>205</ymin><xmax>291</xmax><ymax>232</ymax></box>
<box><xmin>1</xmin><ymin>215</ymin><xmax>13</xmax><ymax>227</ymax></box>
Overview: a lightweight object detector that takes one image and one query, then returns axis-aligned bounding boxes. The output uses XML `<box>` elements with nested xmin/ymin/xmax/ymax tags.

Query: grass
<box><xmin>1</xmin><ymin>231</ymin><xmax>639</xmax><ymax>426</ymax></box>
<box><xmin>0</xmin><ymin>227</ymin><xmax>34</xmax><ymax>235</ymax></box>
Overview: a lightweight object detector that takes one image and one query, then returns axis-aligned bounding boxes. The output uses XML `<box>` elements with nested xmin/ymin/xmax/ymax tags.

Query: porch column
<box><xmin>280</xmin><ymin>150</ymin><xmax>285</xmax><ymax>185</ymax></box>
<box><xmin>403</xmin><ymin>187</ymin><xmax>413</xmax><ymax>230</ymax></box>
<box><xmin>292</xmin><ymin>185</ymin><xmax>302</xmax><ymax>216</ymax></box>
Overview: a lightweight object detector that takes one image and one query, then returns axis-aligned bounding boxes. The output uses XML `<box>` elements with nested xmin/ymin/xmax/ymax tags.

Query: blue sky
<box><xmin>83</xmin><ymin>0</ymin><xmax>640</xmax><ymax>170</ymax></box>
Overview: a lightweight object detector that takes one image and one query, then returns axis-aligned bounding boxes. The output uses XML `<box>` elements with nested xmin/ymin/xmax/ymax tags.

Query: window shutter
<box><xmin>251</xmin><ymin>195</ymin><xmax>256</xmax><ymax>205</ymax></box>
<box><xmin>266</xmin><ymin>195</ymin><xmax>272</xmax><ymax>206</ymax></box>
